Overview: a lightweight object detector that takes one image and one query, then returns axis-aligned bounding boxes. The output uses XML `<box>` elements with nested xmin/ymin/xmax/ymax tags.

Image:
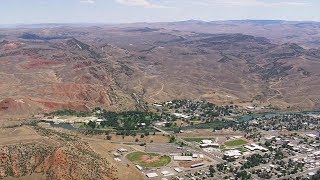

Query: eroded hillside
<box><xmin>0</xmin><ymin>125</ymin><xmax>119</xmax><ymax>180</ymax></box>
<box><xmin>1</xmin><ymin>25</ymin><xmax>320</xmax><ymax>118</ymax></box>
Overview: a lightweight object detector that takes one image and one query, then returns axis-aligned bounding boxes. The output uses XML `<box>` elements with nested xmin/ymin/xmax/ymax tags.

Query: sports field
<box><xmin>224</xmin><ymin>139</ymin><xmax>248</xmax><ymax>146</ymax></box>
<box><xmin>126</xmin><ymin>151</ymin><xmax>171</xmax><ymax>167</ymax></box>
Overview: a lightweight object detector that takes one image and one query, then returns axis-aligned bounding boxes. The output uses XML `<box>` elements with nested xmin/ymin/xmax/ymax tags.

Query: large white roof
<box><xmin>201</xmin><ymin>139</ymin><xmax>213</xmax><ymax>144</ymax></box>
<box><xmin>224</xmin><ymin>150</ymin><xmax>241</xmax><ymax>157</ymax></box>
<box><xmin>173</xmin><ymin>156</ymin><xmax>193</xmax><ymax>161</ymax></box>
<box><xmin>172</xmin><ymin>113</ymin><xmax>190</xmax><ymax>119</ymax></box>
<box><xmin>146</xmin><ymin>172</ymin><xmax>158</xmax><ymax>178</ymax></box>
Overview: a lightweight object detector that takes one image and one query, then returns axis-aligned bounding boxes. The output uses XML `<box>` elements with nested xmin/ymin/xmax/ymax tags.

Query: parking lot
<box><xmin>146</xmin><ymin>143</ymin><xmax>193</xmax><ymax>154</ymax></box>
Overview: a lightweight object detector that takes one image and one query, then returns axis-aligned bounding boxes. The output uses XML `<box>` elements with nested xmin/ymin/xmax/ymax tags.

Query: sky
<box><xmin>0</xmin><ymin>0</ymin><xmax>319</xmax><ymax>24</ymax></box>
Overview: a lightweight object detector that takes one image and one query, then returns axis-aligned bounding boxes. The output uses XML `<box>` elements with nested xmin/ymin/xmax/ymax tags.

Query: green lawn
<box><xmin>126</xmin><ymin>151</ymin><xmax>171</xmax><ymax>167</ymax></box>
<box><xmin>224</xmin><ymin>139</ymin><xmax>248</xmax><ymax>147</ymax></box>
<box><xmin>183</xmin><ymin>137</ymin><xmax>214</xmax><ymax>142</ymax></box>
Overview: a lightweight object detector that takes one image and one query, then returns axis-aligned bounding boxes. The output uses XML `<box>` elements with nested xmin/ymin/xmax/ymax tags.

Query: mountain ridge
<box><xmin>1</xmin><ymin>23</ymin><xmax>320</xmax><ymax>118</ymax></box>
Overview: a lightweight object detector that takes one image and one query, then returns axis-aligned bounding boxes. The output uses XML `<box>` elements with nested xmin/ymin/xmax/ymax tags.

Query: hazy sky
<box><xmin>0</xmin><ymin>0</ymin><xmax>319</xmax><ymax>24</ymax></box>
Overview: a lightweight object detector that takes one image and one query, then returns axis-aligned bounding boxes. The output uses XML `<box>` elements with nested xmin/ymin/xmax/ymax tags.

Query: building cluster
<box><xmin>110</xmin><ymin>110</ymin><xmax>320</xmax><ymax>179</ymax></box>
<box><xmin>247</xmin><ymin>113</ymin><xmax>320</xmax><ymax>131</ymax></box>
<box><xmin>200</xmin><ymin>139</ymin><xmax>220</xmax><ymax>148</ymax></box>
<box><xmin>155</xmin><ymin>99</ymin><xmax>241</xmax><ymax>122</ymax></box>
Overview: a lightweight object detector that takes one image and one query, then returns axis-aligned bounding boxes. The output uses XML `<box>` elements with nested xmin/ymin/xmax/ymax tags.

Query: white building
<box><xmin>174</xmin><ymin>168</ymin><xmax>183</xmax><ymax>173</ymax></box>
<box><xmin>161</xmin><ymin>171</ymin><xmax>174</xmax><ymax>177</ymax></box>
<box><xmin>153</xmin><ymin>103</ymin><xmax>163</xmax><ymax>107</ymax></box>
<box><xmin>200</xmin><ymin>139</ymin><xmax>220</xmax><ymax>148</ymax></box>
<box><xmin>201</xmin><ymin>139</ymin><xmax>213</xmax><ymax>144</ymax></box>
<box><xmin>154</xmin><ymin>121</ymin><xmax>168</xmax><ymax>127</ymax></box>
<box><xmin>136</xmin><ymin>165</ymin><xmax>143</xmax><ymax>171</ymax></box>
<box><xmin>172</xmin><ymin>113</ymin><xmax>190</xmax><ymax>119</ymax></box>
<box><xmin>265</xmin><ymin>136</ymin><xmax>275</xmax><ymax>140</ymax></box>
<box><xmin>224</xmin><ymin>150</ymin><xmax>242</xmax><ymax>158</ymax></box>
<box><xmin>306</xmin><ymin>134</ymin><xmax>317</xmax><ymax>138</ymax></box>
<box><xmin>173</xmin><ymin>156</ymin><xmax>193</xmax><ymax>161</ymax></box>
<box><xmin>200</xmin><ymin>143</ymin><xmax>220</xmax><ymax>148</ymax></box>
<box><xmin>244</xmin><ymin>143</ymin><xmax>268</xmax><ymax>152</ymax></box>
<box><xmin>146</xmin><ymin>172</ymin><xmax>158</xmax><ymax>178</ymax></box>
<box><xmin>96</xmin><ymin>119</ymin><xmax>104</xmax><ymax>125</ymax></box>
<box><xmin>233</xmin><ymin>136</ymin><xmax>242</xmax><ymax>139</ymax></box>
<box><xmin>138</xmin><ymin>122</ymin><xmax>146</xmax><ymax>127</ymax></box>
<box><xmin>191</xmin><ymin>163</ymin><xmax>205</xmax><ymax>168</ymax></box>
<box><xmin>117</xmin><ymin>148</ymin><xmax>128</xmax><ymax>153</ymax></box>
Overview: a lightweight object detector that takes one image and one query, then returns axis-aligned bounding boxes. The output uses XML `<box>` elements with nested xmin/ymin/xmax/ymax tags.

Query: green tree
<box><xmin>106</xmin><ymin>135</ymin><xmax>112</xmax><ymax>140</ymax></box>
<box><xmin>87</xmin><ymin>121</ymin><xmax>96</xmax><ymax>129</ymax></box>
<box><xmin>169</xmin><ymin>136</ymin><xmax>176</xmax><ymax>143</ymax></box>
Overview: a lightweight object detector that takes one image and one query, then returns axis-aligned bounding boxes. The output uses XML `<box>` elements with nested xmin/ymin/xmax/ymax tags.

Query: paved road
<box><xmin>152</xmin><ymin>126</ymin><xmax>171</xmax><ymax>135</ymax></box>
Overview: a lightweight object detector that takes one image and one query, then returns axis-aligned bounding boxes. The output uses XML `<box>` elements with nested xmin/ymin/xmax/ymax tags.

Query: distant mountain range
<box><xmin>1</xmin><ymin>20</ymin><xmax>320</xmax><ymax>118</ymax></box>
<box><xmin>112</xmin><ymin>20</ymin><xmax>320</xmax><ymax>49</ymax></box>
<box><xmin>1</xmin><ymin>19</ymin><xmax>320</xmax><ymax>27</ymax></box>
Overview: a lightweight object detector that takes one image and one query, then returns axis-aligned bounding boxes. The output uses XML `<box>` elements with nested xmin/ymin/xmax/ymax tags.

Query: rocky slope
<box><xmin>1</xmin><ymin>24</ymin><xmax>320</xmax><ymax>118</ymax></box>
<box><xmin>0</xmin><ymin>126</ymin><xmax>116</xmax><ymax>180</ymax></box>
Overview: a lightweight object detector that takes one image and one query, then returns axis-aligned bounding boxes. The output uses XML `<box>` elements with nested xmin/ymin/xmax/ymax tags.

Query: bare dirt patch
<box><xmin>0</xmin><ymin>126</ymin><xmax>44</xmax><ymax>146</ymax></box>
<box><xmin>141</xmin><ymin>154</ymin><xmax>160</xmax><ymax>163</ymax></box>
<box><xmin>179</xmin><ymin>160</ymin><xmax>204</xmax><ymax>168</ymax></box>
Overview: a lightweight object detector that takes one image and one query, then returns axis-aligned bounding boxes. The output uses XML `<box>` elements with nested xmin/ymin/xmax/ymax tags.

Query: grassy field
<box><xmin>224</xmin><ymin>139</ymin><xmax>248</xmax><ymax>146</ymax></box>
<box><xmin>183</xmin><ymin>137</ymin><xmax>214</xmax><ymax>142</ymax></box>
<box><xmin>126</xmin><ymin>151</ymin><xmax>171</xmax><ymax>167</ymax></box>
